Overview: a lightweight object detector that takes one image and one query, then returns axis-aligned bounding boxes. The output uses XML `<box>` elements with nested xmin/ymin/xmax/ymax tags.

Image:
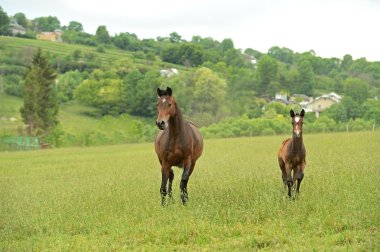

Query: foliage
<box><xmin>192</xmin><ymin>67</ymin><xmax>227</xmax><ymax>115</ymax></box>
<box><xmin>20</xmin><ymin>48</ymin><xmax>60</xmax><ymax>142</ymax></box>
<box><xmin>13</xmin><ymin>12</ymin><xmax>28</xmax><ymax>28</ymax></box>
<box><xmin>33</xmin><ymin>16</ymin><xmax>61</xmax><ymax>32</ymax></box>
<box><xmin>343</xmin><ymin>77</ymin><xmax>369</xmax><ymax>103</ymax></box>
<box><xmin>256</xmin><ymin>55</ymin><xmax>278</xmax><ymax>96</ymax></box>
<box><xmin>66</xmin><ymin>21</ymin><xmax>83</xmax><ymax>32</ymax></box>
<box><xmin>95</xmin><ymin>25</ymin><xmax>110</xmax><ymax>44</ymax></box>
<box><xmin>0</xmin><ymin>6</ymin><xmax>10</xmax><ymax>35</ymax></box>
<box><xmin>297</xmin><ymin>59</ymin><xmax>314</xmax><ymax>95</ymax></box>
<box><xmin>57</xmin><ymin>70</ymin><xmax>84</xmax><ymax>102</ymax></box>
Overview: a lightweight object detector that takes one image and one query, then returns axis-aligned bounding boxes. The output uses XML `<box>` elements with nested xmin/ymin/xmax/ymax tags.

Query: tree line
<box><xmin>1</xmin><ymin>5</ymin><xmax>380</xmax><ymax>147</ymax></box>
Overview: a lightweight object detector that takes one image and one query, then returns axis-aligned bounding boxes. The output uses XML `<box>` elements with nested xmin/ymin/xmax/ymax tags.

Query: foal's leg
<box><xmin>160</xmin><ymin>164</ymin><xmax>170</xmax><ymax>206</ymax></box>
<box><xmin>285</xmin><ymin>163</ymin><xmax>293</xmax><ymax>197</ymax></box>
<box><xmin>168</xmin><ymin>168</ymin><xmax>174</xmax><ymax>198</ymax></box>
<box><xmin>279</xmin><ymin>158</ymin><xmax>287</xmax><ymax>189</ymax></box>
<box><xmin>180</xmin><ymin>158</ymin><xmax>193</xmax><ymax>205</ymax></box>
<box><xmin>296</xmin><ymin>163</ymin><xmax>305</xmax><ymax>193</ymax></box>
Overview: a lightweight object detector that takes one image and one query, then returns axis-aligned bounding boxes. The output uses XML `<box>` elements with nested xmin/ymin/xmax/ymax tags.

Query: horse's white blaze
<box><xmin>295</xmin><ymin>116</ymin><xmax>300</xmax><ymax>123</ymax></box>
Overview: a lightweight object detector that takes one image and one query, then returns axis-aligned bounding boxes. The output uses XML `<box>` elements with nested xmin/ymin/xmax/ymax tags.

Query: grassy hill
<box><xmin>0</xmin><ymin>36</ymin><xmax>187</xmax><ymax>70</ymax></box>
<box><xmin>1</xmin><ymin>132</ymin><xmax>379</xmax><ymax>250</ymax></box>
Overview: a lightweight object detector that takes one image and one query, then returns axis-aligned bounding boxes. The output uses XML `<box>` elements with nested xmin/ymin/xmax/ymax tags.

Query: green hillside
<box><xmin>0</xmin><ymin>36</ymin><xmax>187</xmax><ymax>70</ymax></box>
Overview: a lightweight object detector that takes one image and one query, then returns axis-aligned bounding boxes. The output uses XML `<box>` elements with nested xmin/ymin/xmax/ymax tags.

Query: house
<box><xmin>302</xmin><ymin>92</ymin><xmax>341</xmax><ymax>117</ymax></box>
<box><xmin>36</xmin><ymin>29</ymin><xmax>62</xmax><ymax>42</ymax></box>
<box><xmin>244</xmin><ymin>54</ymin><xmax>257</xmax><ymax>65</ymax></box>
<box><xmin>159</xmin><ymin>68</ymin><xmax>178</xmax><ymax>78</ymax></box>
<box><xmin>9</xmin><ymin>19</ymin><xmax>26</xmax><ymax>35</ymax></box>
<box><xmin>269</xmin><ymin>93</ymin><xmax>293</xmax><ymax>105</ymax></box>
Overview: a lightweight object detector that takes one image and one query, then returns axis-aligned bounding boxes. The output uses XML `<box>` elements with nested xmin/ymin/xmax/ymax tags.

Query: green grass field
<box><xmin>1</xmin><ymin>132</ymin><xmax>379</xmax><ymax>251</ymax></box>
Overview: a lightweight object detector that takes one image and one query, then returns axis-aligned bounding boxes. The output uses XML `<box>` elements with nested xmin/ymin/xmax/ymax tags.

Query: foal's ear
<box><xmin>157</xmin><ymin>88</ymin><xmax>163</xmax><ymax>97</ymax></box>
<box><xmin>290</xmin><ymin>109</ymin><xmax>295</xmax><ymax>118</ymax></box>
<box><xmin>166</xmin><ymin>87</ymin><xmax>172</xmax><ymax>96</ymax></box>
<box><xmin>300</xmin><ymin>109</ymin><xmax>305</xmax><ymax>118</ymax></box>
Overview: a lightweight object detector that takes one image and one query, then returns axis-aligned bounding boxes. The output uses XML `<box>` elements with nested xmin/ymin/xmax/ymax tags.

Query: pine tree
<box><xmin>20</xmin><ymin>48</ymin><xmax>59</xmax><ymax>139</ymax></box>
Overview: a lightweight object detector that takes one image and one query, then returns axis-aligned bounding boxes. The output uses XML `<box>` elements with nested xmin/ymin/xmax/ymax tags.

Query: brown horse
<box><xmin>155</xmin><ymin>87</ymin><xmax>203</xmax><ymax>205</ymax></box>
<box><xmin>278</xmin><ymin>109</ymin><xmax>306</xmax><ymax>198</ymax></box>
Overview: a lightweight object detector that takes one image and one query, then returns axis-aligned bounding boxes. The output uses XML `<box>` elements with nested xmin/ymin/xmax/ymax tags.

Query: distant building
<box><xmin>244</xmin><ymin>54</ymin><xmax>257</xmax><ymax>65</ymax></box>
<box><xmin>9</xmin><ymin>19</ymin><xmax>26</xmax><ymax>36</ymax></box>
<box><xmin>270</xmin><ymin>93</ymin><xmax>293</xmax><ymax>105</ymax></box>
<box><xmin>302</xmin><ymin>92</ymin><xmax>341</xmax><ymax>117</ymax></box>
<box><xmin>36</xmin><ymin>29</ymin><xmax>63</xmax><ymax>42</ymax></box>
<box><xmin>159</xmin><ymin>68</ymin><xmax>179</xmax><ymax>78</ymax></box>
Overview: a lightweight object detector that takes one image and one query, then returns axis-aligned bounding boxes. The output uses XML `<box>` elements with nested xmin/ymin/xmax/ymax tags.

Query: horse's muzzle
<box><xmin>156</xmin><ymin>121</ymin><xmax>166</xmax><ymax>130</ymax></box>
<box><xmin>293</xmin><ymin>131</ymin><xmax>302</xmax><ymax>138</ymax></box>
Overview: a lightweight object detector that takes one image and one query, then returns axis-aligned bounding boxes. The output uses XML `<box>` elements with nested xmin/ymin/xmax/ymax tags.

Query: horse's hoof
<box><xmin>181</xmin><ymin>194</ymin><xmax>188</xmax><ymax>205</ymax></box>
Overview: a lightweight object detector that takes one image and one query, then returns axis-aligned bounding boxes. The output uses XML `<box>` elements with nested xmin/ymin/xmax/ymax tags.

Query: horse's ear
<box><xmin>157</xmin><ymin>88</ymin><xmax>163</xmax><ymax>97</ymax></box>
<box><xmin>300</xmin><ymin>109</ymin><xmax>305</xmax><ymax>118</ymax></box>
<box><xmin>166</xmin><ymin>87</ymin><xmax>172</xmax><ymax>96</ymax></box>
<box><xmin>290</xmin><ymin>109</ymin><xmax>295</xmax><ymax>118</ymax></box>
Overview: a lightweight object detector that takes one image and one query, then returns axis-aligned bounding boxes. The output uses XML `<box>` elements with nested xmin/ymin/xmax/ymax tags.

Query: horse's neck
<box><xmin>168</xmin><ymin>105</ymin><xmax>186</xmax><ymax>137</ymax></box>
<box><xmin>291</xmin><ymin>135</ymin><xmax>303</xmax><ymax>152</ymax></box>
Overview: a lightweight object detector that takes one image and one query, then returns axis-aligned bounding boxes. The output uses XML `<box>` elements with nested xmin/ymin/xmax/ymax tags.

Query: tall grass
<box><xmin>1</xmin><ymin>132</ymin><xmax>379</xmax><ymax>250</ymax></box>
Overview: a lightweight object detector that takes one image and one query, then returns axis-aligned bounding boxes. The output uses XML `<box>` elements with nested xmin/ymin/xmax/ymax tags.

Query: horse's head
<box><xmin>156</xmin><ymin>87</ymin><xmax>176</xmax><ymax>130</ymax></box>
<box><xmin>290</xmin><ymin>109</ymin><xmax>305</xmax><ymax>138</ymax></box>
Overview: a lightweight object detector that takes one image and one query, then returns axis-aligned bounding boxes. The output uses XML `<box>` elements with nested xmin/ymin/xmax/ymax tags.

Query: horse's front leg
<box><xmin>285</xmin><ymin>163</ymin><xmax>293</xmax><ymax>198</ymax></box>
<box><xmin>160</xmin><ymin>164</ymin><xmax>170</xmax><ymax>206</ymax></box>
<box><xmin>296</xmin><ymin>163</ymin><xmax>305</xmax><ymax>193</ymax></box>
<box><xmin>180</xmin><ymin>158</ymin><xmax>192</xmax><ymax>205</ymax></box>
<box><xmin>168</xmin><ymin>168</ymin><xmax>174</xmax><ymax>198</ymax></box>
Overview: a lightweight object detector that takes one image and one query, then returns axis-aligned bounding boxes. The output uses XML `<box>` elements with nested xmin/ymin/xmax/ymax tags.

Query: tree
<box><xmin>297</xmin><ymin>60</ymin><xmax>314</xmax><ymax>96</ymax></box>
<box><xmin>33</xmin><ymin>16</ymin><xmax>61</xmax><ymax>31</ymax></box>
<box><xmin>169</xmin><ymin>32</ymin><xmax>182</xmax><ymax>43</ymax></box>
<box><xmin>67</xmin><ymin>21</ymin><xmax>83</xmax><ymax>32</ymax></box>
<box><xmin>20</xmin><ymin>48</ymin><xmax>59</xmax><ymax>138</ymax></box>
<box><xmin>130</xmin><ymin>71</ymin><xmax>161</xmax><ymax>116</ymax></box>
<box><xmin>256</xmin><ymin>55</ymin><xmax>278</xmax><ymax>96</ymax></box>
<box><xmin>268</xmin><ymin>46</ymin><xmax>294</xmax><ymax>64</ymax></box>
<box><xmin>13</xmin><ymin>12</ymin><xmax>28</xmax><ymax>28</ymax></box>
<box><xmin>341</xmin><ymin>54</ymin><xmax>353</xmax><ymax>70</ymax></box>
<box><xmin>0</xmin><ymin>6</ymin><xmax>10</xmax><ymax>35</ymax></box>
<box><xmin>193</xmin><ymin>67</ymin><xmax>226</xmax><ymax>115</ymax></box>
<box><xmin>57</xmin><ymin>70</ymin><xmax>83</xmax><ymax>102</ymax></box>
<box><xmin>343</xmin><ymin>77</ymin><xmax>369</xmax><ymax>103</ymax></box>
<box><xmin>96</xmin><ymin>25</ymin><xmax>110</xmax><ymax>44</ymax></box>
<box><xmin>220</xmin><ymin>38</ymin><xmax>234</xmax><ymax>53</ymax></box>
<box><xmin>113</xmin><ymin>32</ymin><xmax>140</xmax><ymax>51</ymax></box>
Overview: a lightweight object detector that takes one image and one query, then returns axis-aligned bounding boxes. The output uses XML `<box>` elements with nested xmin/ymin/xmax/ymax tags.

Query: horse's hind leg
<box><xmin>168</xmin><ymin>168</ymin><xmax>174</xmax><ymax>198</ymax></box>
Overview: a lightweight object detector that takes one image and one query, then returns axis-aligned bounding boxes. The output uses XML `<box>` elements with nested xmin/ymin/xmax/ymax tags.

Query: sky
<box><xmin>2</xmin><ymin>0</ymin><xmax>380</xmax><ymax>61</ymax></box>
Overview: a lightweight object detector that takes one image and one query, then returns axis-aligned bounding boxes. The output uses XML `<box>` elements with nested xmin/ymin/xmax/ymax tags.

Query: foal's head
<box><xmin>290</xmin><ymin>109</ymin><xmax>305</xmax><ymax>138</ymax></box>
<box><xmin>156</xmin><ymin>87</ymin><xmax>177</xmax><ymax>130</ymax></box>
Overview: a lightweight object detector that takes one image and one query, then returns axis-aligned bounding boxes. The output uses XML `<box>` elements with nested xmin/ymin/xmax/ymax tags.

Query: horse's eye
<box><xmin>168</xmin><ymin>103</ymin><xmax>172</xmax><ymax>108</ymax></box>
